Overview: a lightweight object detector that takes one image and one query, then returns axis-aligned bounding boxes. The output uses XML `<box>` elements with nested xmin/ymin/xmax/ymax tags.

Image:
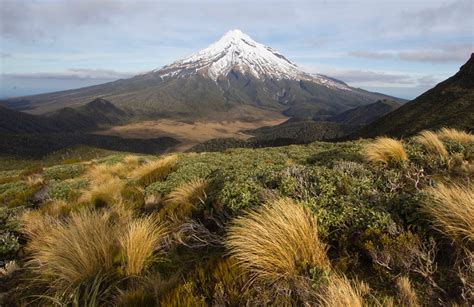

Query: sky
<box><xmin>0</xmin><ymin>0</ymin><xmax>472</xmax><ymax>99</ymax></box>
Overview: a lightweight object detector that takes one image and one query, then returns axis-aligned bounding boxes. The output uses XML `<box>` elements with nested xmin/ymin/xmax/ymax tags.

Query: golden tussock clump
<box><xmin>24</xmin><ymin>209</ymin><xmax>118</xmax><ymax>288</ymax></box>
<box><xmin>317</xmin><ymin>275</ymin><xmax>368</xmax><ymax>307</ymax></box>
<box><xmin>79</xmin><ymin>175</ymin><xmax>125</xmax><ymax>207</ymax></box>
<box><xmin>131</xmin><ymin>155</ymin><xmax>179</xmax><ymax>186</ymax></box>
<box><xmin>226</xmin><ymin>198</ymin><xmax>329</xmax><ymax>285</ymax></box>
<box><xmin>396</xmin><ymin>276</ymin><xmax>419</xmax><ymax>307</ymax></box>
<box><xmin>163</xmin><ymin>178</ymin><xmax>208</xmax><ymax>218</ymax></box>
<box><xmin>39</xmin><ymin>199</ymin><xmax>72</xmax><ymax>218</ymax></box>
<box><xmin>21</xmin><ymin>210</ymin><xmax>55</xmax><ymax>239</ymax></box>
<box><xmin>122</xmin><ymin>155</ymin><xmax>141</xmax><ymax>168</ymax></box>
<box><xmin>364</xmin><ymin>137</ymin><xmax>408</xmax><ymax>165</ymax></box>
<box><xmin>86</xmin><ymin>163</ymin><xmax>125</xmax><ymax>183</ymax></box>
<box><xmin>424</xmin><ymin>182</ymin><xmax>474</xmax><ymax>243</ymax></box>
<box><xmin>437</xmin><ymin>128</ymin><xmax>474</xmax><ymax>144</ymax></box>
<box><xmin>415</xmin><ymin>130</ymin><xmax>449</xmax><ymax>161</ymax></box>
<box><xmin>120</xmin><ymin>215</ymin><xmax>168</xmax><ymax>276</ymax></box>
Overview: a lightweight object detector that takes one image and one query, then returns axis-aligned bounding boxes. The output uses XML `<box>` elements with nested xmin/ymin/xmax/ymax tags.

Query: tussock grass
<box><xmin>120</xmin><ymin>215</ymin><xmax>168</xmax><ymax>276</ymax></box>
<box><xmin>226</xmin><ymin>198</ymin><xmax>329</xmax><ymax>284</ymax></box>
<box><xmin>396</xmin><ymin>276</ymin><xmax>419</xmax><ymax>307</ymax></box>
<box><xmin>79</xmin><ymin>176</ymin><xmax>124</xmax><ymax>207</ymax></box>
<box><xmin>424</xmin><ymin>183</ymin><xmax>474</xmax><ymax>243</ymax></box>
<box><xmin>131</xmin><ymin>155</ymin><xmax>179</xmax><ymax>186</ymax></box>
<box><xmin>438</xmin><ymin>128</ymin><xmax>474</xmax><ymax>144</ymax></box>
<box><xmin>415</xmin><ymin>130</ymin><xmax>449</xmax><ymax>161</ymax></box>
<box><xmin>39</xmin><ymin>199</ymin><xmax>71</xmax><ymax>218</ymax></box>
<box><xmin>115</xmin><ymin>287</ymin><xmax>155</xmax><ymax>307</ymax></box>
<box><xmin>21</xmin><ymin>210</ymin><xmax>55</xmax><ymax>238</ymax></box>
<box><xmin>86</xmin><ymin>163</ymin><xmax>125</xmax><ymax>183</ymax></box>
<box><xmin>365</xmin><ymin>137</ymin><xmax>408</xmax><ymax>165</ymax></box>
<box><xmin>317</xmin><ymin>275</ymin><xmax>367</xmax><ymax>307</ymax></box>
<box><xmin>163</xmin><ymin>178</ymin><xmax>208</xmax><ymax>218</ymax></box>
<box><xmin>25</xmin><ymin>209</ymin><xmax>118</xmax><ymax>288</ymax></box>
<box><xmin>123</xmin><ymin>155</ymin><xmax>141</xmax><ymax>168</ymax></box>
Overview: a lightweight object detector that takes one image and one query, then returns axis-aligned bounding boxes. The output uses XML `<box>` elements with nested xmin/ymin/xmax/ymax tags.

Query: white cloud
<box><xmin>348</xmin><ymin>44</ymin><xmax>472</xmax><ymax>63</ymax></box>
<box><xmin>1</xmin><ymin>68</ymin><xmax>136</xmax><ymax>80</ymax></box>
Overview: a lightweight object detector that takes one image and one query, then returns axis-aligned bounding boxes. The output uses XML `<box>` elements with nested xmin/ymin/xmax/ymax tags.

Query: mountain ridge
<box><xmin>357</xmin><ymin>53</ymin><xmax>474</xmax><ymax>137</ymax></box>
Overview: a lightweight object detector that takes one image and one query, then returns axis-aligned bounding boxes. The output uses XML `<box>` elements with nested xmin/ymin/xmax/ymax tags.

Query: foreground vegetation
<box><xmin>0</xmin><ymin>128</ymin><xmax>473</xmax><ymax>306</ymax></box>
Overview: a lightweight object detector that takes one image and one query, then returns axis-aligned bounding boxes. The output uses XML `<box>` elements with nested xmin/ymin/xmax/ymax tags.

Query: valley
<box><xmin>95</xmin><ymin>117</ymin><xmax>288</xmax><ymax>151</ymax></box>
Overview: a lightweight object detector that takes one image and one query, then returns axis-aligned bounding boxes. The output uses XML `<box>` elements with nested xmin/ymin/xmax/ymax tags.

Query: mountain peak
<box><xmin>153</xmin><ymin>29</ymin><xmax>305</xmax><ymax>81</ymax></box>
<box><xmin>219</xmin><ymin>29</ymin><xmax>251</xmax><ymax>41</ymax></box>
<box><xmin>142</xmin><ymin>30</ymin><xmax>354</xmax><ymax>92</ymax></box>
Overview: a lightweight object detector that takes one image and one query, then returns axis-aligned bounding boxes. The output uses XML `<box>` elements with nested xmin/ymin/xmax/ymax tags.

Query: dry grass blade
<box><xmin>438</xmin><ymin>128</ymin><xmax>474</xmax><ymax>144</ymax></box>
<box><xmin>120</xmin><ymin>215</ymin><xmax>169</xmax><ymax>276</ymax></box>
<box><xmin>424</xmin><ymin>183</ymin><xmax>474</xmax><ymax>243</ymax></box>
<box><xmin>365</xmin><ymin>137</ymin><xmax>408</xmax><ymax>165</ymax></box>
<box><xmin>317</xmin><ymin>275</ymin><xmax>367</xmax><ymax>307</ymax></box>
<box><xmin>415</xmin><ymin>130</ymin><xmax>449</xmax><ymax>161</ymax></box>
<box><xmin>131</xmin><ymin>155</ymin><xmax>179</xmax><ymax>186</ymax></box>
<box><xmin>226</xmin><ymin>198</ymin><xmax>329</xmax><ymax>285</ymax></box>
<box><xmin>396</xmin><ymin>276</ymin><xmax>419</xmax><ymax>307</ymax></box>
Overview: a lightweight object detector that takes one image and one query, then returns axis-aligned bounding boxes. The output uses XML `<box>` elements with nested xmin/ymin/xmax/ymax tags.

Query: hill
<box><xmin>2</xmin><ymin>30</ymin><xmax>403</xmax><ymax>120</ymax></box>
<box><xmin>0</xmin><ymin>99</ymin><xmax>179</xmax><ymax>157</ymax></box>
<box><xmin>358</xmin><ymin>54</ymin><xmax>474</xmax><ymax>137</ymax></box>
<box><xmin>1</xmin><ymin>129</ymin><xmax>472</xmax><ymax>305</ymax></box>
<box><xmin>0</xmin><ymin>98</ymin><xmax>129</xmax><ymax>134</ymax></box>
<box><xmin>331</xmin><ymin>99</ymin><xmax>402</xmax><ymax>126</ymax></box>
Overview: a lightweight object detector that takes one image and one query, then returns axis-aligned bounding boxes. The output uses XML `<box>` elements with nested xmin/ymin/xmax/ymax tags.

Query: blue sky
<box><xmin>0</xmin><ymin>0</ymin><xmax>472</xmax><ymax>99</ymax></box>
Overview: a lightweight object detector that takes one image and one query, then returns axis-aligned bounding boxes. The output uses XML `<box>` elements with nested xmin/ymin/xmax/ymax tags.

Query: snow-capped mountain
<box><xmin>151</xmin><ymin>29</ymin><xmax>351</xmax><ymax>91</ymax></box>
<box><xmin>5</xmin><ymin>29</ymin><xmax>403</xmax><ymax>119</ymax></box>
<box><xmin>155</xmin><ymin>29</ymin><xmax>304</xmax><ymax>81</ymax></box>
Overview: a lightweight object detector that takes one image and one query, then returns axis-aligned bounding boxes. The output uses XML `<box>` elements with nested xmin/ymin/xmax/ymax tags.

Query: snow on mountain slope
<box><xmin>151</xmin><ymin>29</ymin><xmax>353</xmax><ymax>91</ymax></box>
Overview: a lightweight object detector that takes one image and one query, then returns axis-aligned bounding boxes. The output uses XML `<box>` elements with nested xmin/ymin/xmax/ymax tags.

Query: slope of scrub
<box><xmin>0</xmin><ymin>130</ymin><xmax>473</xmax><ymax>305</ymax></box>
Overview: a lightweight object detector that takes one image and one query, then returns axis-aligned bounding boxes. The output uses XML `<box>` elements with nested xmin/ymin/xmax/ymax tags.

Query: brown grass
<box><xmin>79</xmin><ymin>175</ymin><xmax>124</xmax><ymax>207</ymax></box>
<box><xmin>396</xmin><ymin>276</ymin><xmax>419</xmax><ymax>307</ymax></box>
<box><xmin>163</xmin><ymin>178</ymin><xmax>208</xmax><ymax>218</ymax></box>
<box><xmin>131</xmin><ymin>155</ymin><xmax>179</xmax><ymax>186</ymax></box>
<box><xmin>415</xmin><ymin>130</ymin><xmax>449</xmax><ymax>161</ymax></box>
<box><xmin>39</xmin><ymin>199</ymin><xmax>72</xmax><ymax>218</ymax></box>
<box><xmin>120</xmin><ymin>215</ymin><xmax>168</xmax><ymax>276</ymax></box>
<box><xmin>365</xmin><ymin>137</ymin><xmax>408</xmax><ymax>165</ymax></box>
<box><xmin>24</xmin><ymin>209</ymin><xmax>118</xmax><ymax>288</ymax></box>
<box><xmin>95</xmin><ymin>113</ymin><xmax>288</xmax><ymax>151</ymax></box>
<box><xmin>317</xmin><ymin>275</ymin><xmax>368</xmax><ymax>307</ymax></box>
<box><xmin>226</xmin><ymin>198</ymin><xmax>329</xmax><ymax>285</ymax></box>
<box><xmin>438</xmin><ymin>128</ymin><xmax>474</xmax><ymax>144</ymax></box>
<box><xmin>424</xmin><ymin>183</ymin><xmax>474</xmax><ymax>243</ymax></box>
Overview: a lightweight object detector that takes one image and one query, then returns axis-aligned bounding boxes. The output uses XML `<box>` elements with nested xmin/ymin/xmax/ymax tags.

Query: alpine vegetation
<box><xmin>226</xmin><ymin>198</ymin><xmax>330</xmax><ymax>285</ymax></box>
<box><xmin>364</xmin><ymin>137</ymin><xmax>408</xmax><ymax>165</ymax></box>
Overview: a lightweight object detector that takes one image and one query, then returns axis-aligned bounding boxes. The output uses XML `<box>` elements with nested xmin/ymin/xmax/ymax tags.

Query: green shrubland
<box><xmin>0</xmin><ymin>129</ymin><xmax>473</xmax><ymax>305</ymax></box>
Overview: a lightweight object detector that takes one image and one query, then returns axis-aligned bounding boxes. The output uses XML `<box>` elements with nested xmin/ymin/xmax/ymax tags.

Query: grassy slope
<box><xmin>0</xmin><ymin>133</ymin><xmax>472</xmax><ymax>305</ymax></box>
